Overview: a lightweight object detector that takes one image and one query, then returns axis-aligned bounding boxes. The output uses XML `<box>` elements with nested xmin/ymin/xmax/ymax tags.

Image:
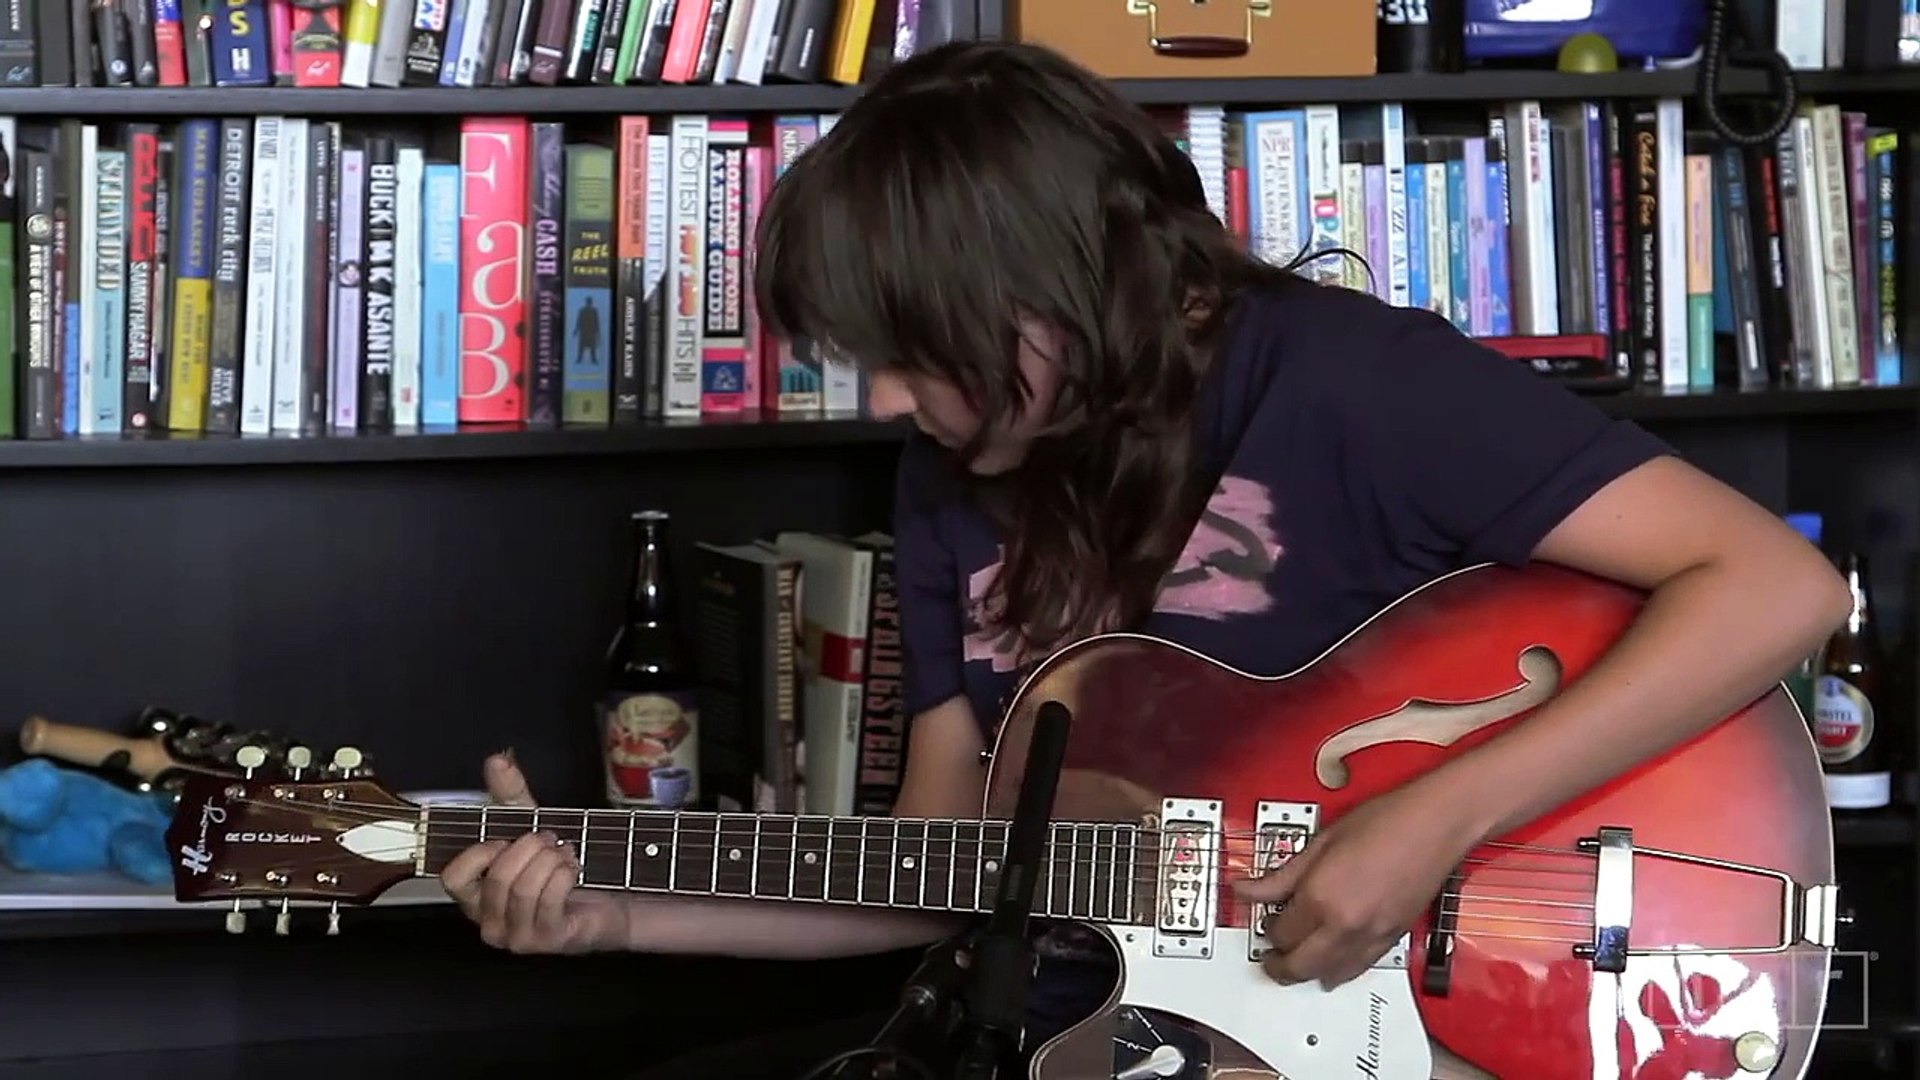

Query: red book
<box><xmin>457</xmin><ymin>117</ymin><xmax>530</xmax><ymax>422</ymax></box>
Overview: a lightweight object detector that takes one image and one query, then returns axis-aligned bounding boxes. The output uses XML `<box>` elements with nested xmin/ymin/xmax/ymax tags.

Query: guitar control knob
<box><xmin>330</xmin><ymin>747</ymin><xmax>364</xmax><ymax>777</ymax></box>
<box><xmin>1733</xmin><ymin>1031</ymin><xmax>1778</xmax><ymax>1073</ymax></box>
<box><xmin>286</xmin><ymin>746</ymin><xmax>314</xmax><ymax>780</ymax></box>
<box><xmin>234</xmin><ymin>745</ymin><xmax>268</xmax><ymax>777</ymax></box>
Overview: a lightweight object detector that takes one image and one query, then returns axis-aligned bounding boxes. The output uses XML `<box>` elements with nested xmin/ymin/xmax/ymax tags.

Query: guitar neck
<box><xmin>420</xmin><ymin>805</ymin><xmax>1152</xmax><ymax>924</ymax></box>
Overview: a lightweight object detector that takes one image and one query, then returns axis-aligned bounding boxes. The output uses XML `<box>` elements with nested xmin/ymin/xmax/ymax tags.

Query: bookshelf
<box><xmin>1</xmin><ymin>0</ymin><xmax>1919</xmax><ymax>1075</ymax></box>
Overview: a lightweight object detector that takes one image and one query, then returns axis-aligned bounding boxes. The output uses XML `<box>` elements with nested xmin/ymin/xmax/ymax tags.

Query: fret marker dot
<box><xmin>902</xmin><ymin>856</ymin><xmax>916</xmax><ymax>870</ymax></box>
<box><xmin>803</xmin><ymin>852</ymin><xmax>818</xmax><ymax>865</ymax></box>
<box><xmin>985</xmin><ymin>860</ymin><xmax>1000</xmax><ymax>874</ymax></box>
<box><xmin>645</xmin><ymin>844</ymin><xmax>660</xmax><ymax>857</ymax></box>
<box><xmin>728</xmin><ymin>849</ymin><xmax>743</xmax><ymax>861</ymax></box>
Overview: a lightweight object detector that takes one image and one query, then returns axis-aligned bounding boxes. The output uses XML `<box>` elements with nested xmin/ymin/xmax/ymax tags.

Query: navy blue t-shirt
<box><xmin>891</xmin><ymin>279</ymin><xmax>1672</xmax><ymax>1038</ymax></box>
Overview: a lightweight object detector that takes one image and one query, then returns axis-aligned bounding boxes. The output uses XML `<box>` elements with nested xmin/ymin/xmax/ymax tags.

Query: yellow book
<box><xmin>825</xmin><ymin>0</ymin><xmax>875</xmax><ymax>85</ymax></box>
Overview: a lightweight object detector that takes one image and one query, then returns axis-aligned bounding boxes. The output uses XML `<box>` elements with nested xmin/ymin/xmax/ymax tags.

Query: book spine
<box><xmin>211</xmin><ymin>0</ymin><xmax>270</xmax><ymax>84</ymax></box>
<box><xmin>562</xmin><ymin>140</ymin><xmax>613</xmax><ymax>422</ymax></box>
<box><xmin>164</xmin><ymin>118</ymin><xmax>216</xmax><ymax>432</ymax></box>
<box><xmin>611</xmin><ymin>115</ymin><xmax>648</xmax><ymax>422</ymax></box>
<box><xmin>420</xmin><ymin>160</ymin><xmax>460</xmax><ymax>424</ymax></box>
<box><xmin>456</xmin><ymin>116</ymin><xmax>527</xmax><ymax>422</ymax></box>
<box><xmin>299</xmin><ymin>120</ymin><xmax>334</xmax><ymax>433</ymax></box>
<box><xmin>663</xmin><ymin>112</ymin><xmax>705</xmax><ymax>417</ymax></box>
<box><xmin>391</xmin><ymin>146</ymin><xmax>424</xmax><ymax>425</ymax></box>
<box><xmin>330</xmin><ymin>144</ymin><xmax>364</xmax><ymax>429</ymax></box>
<box><xmin>524</xmin><ymin>120</ymin><xmax>563</xmax><ymax>424</ymax></box>
<box><xmin>237</xmin><ymin>116</ymin><xmax>278</xmax><ymax>434</ymax></box>
<box><xmin>700</xmin><ymin>117</ymin><xmax>745</xmax><ymax>413</ymax></box>
<box><xmin>204</xmin><ymin>116</ymin><xmax>250</xmax><ymax>432</ymax></box>
<box><xmin>362</xmin><ymin>135</ymin><xmax>398</xmax><ymax>427</ymax></box>
<box><xmin>18</xmin><ymin>146</ymin><xmax>53</xmax><ymax>436</ymax></box>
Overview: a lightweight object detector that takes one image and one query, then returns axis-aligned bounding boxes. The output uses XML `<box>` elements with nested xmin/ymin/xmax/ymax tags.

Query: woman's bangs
<box><xmin>755</xmin><ymin>113</ymin><xmax>1014</xmax><ymax>392</ymax></box>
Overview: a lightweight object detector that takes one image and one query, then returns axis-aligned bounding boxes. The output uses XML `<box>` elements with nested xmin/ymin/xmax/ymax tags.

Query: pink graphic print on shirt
<box><xmin>1153</xmin><ymin>475</ymin><xmax>1282</xmax><ymax>621</ymax></box>
<box><xmin>963</xmin><ymin>555</ymin><xmax>1028</xmax><ymax>673</ymax></box>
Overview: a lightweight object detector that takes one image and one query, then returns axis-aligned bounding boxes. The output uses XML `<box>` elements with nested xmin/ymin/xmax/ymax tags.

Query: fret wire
<box><xmin>856</xmin><ymin>818</ymin><xmax>868</xmax><ymax>906</ymax></box>
<box><xmin>668</xmin><ymin>815</ymin><xmax>680</xmax><ymax>892</ymax></box>
<box><xmin>480</xmin><ymin>804</ymin><xmax>491</xmax><ymax>842</ymax></box>
<box><xmin>1069</xmin><ymin>824</ymin><xmax>1081</xmax><ymax>919</ymax></box>
<box><xmin>750</xmin><ymin>817</ymin><xmax>761</xmax><ymax>896</ymax></box>
<box><xmin>623</xmin><ymin>813</ymin><xmax>635</xmax><ymax>888</ymax></box>
<box><xmin>945</xmin><ymin>820</ymin><xmax>957</xmax><ymax>910</ymax></box>
<box><xmin>825</xmin><ymin>818</ymin><xmax>837</xmax><ymax>902</ymax></box>
<box><xmin>709</xmin><ymin>815</ymin><xmax>721</xmax><ymax>893</ymax></box>
<box><xmin>915</xmin><ymin>822</ymin><xmax>927</xmax><ymax>910</ymax></box>
<box><xmin>786</xmin><ymin>816</ymin><xmax>798</xmax><ymax>899</ymax></box>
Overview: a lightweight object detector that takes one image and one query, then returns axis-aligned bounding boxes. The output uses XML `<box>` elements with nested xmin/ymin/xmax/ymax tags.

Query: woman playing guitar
<box><xmin>438</xmin><ymin>40</ymin><xmax>1851</xmax><ymax>1079</ymax></box>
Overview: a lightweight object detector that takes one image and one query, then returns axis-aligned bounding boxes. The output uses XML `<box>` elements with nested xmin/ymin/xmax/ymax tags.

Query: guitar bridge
<box><xmin>1247</xmin><ymin>801</ymin><xmax>1316</xmax><ymax>961</ymax></box>
<box><xmin>1153</xmin><ymin>798</ymin><xmax>1221</xmax><ymax>959</ymax></box>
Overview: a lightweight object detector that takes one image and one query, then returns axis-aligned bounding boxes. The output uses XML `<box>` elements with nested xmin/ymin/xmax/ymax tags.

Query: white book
<box><xmin>239</xmin><ymin>115</ymin><xmax>283</xmax><ymax>435</ymax></box>
<box><xmin>1776</xmin><ymin>0</ymin><xmax>1825</xmax><ymax>68</ymax></box>
<box><xmin>1656</xmin><ymin>98</ymin><xmax>1688</xmax><ymax>389</ymax></box>
<box><xmin>1810</xmin><ymin>104</ymin><xmax>1862</xmax><ymax>386</ymax></box>
<box><xmin>1500</xmin><ymin>100</ymin><xmax>1559</xmax><ymax>335</ymax></box>
<box><xmin>1339</xmin><ymin>147</ymin><xmax>1367</xmax><ymax>294</ymax></box>
<box><xmin>1380</xmin><ymin>104</ymin><xmax>1409</xmax><ymax>307</ymax></box>
<box><xmin>1303</xmin><ymin>104</ymin><xmax>1342</xmax><ymax>285</ymax></box>
<box><xmin>271</xmin><ymin>118</ymin><xmax>311</xmax><ymax>433</ymax></box>
<box><xmin>392</xmin><ymin>146</ymin><xmax>425</xmax><ymax>426</ymax></box>
<box><xmin>733</xmin><ymin>0</ymin><xmax>783</xmax><ymax>83</ymax></box>
<box><xmin>769</xmin><ymin>531</ymin><xmax>874</xmax><ymax>818</ymax></box>
<box><xmin>664</xmin><ymin>114</ymin><xmax>707</xmax><ymax>417</ymax></box>
<box><xmin>712</xmin><ymin>0</ymin><xmax>756</xmax><ymax>82</ymax></box>
<box><xmin>453</xmin><ymin>0</ymin><xmax>493</xmax><ymax>87</ymax></box>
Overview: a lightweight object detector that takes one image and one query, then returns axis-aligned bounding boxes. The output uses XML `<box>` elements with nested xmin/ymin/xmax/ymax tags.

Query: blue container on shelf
<box><xmin>1464</xmin><ymin>0</ymin><xmax>1709</xmax><ymax>62</ymax></box>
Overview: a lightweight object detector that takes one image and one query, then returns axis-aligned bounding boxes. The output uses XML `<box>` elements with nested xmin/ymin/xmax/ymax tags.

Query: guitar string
<box><xmin>212</xmin><ymin>793</ymin><xmax>1633</xmax><ymax>934</ymax></box>
<box><xmin>251</xmin><ymin>791</ymin><xmax>1625</xmax><ymax>862</ymax></box>
<box><xmin>201</xmin><ymin>796</ymin><xmax>1805</xmax><ymax>950</ymax></box>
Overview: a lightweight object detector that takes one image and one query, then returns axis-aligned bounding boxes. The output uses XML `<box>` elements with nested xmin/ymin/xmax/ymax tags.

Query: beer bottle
<box><xmin>1814</xmin><ymin>552</ymin><xmax>1891</xmax><ymax>812</ymax></box>
<box><xmin>600</xmin><ymin>510</ymin><xmax>700</xmax><ymax>810</ymax></box>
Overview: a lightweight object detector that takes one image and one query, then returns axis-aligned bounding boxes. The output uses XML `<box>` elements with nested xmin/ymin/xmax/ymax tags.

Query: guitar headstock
<box><xmin>165</xmin><ymin>743</ymin><xmax>416</xmax><ymax>936</ymax></box>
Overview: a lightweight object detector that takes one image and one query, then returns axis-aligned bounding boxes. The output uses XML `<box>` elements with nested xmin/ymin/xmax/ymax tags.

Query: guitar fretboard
<box><xmin>419</xmin><ymin>807</ymin><xmax>1152</xmax><ymax>925</ymax></box>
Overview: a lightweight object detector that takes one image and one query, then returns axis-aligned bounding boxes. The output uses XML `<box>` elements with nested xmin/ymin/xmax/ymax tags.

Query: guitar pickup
<box><xmin>1248</xmin><ymin>801</ymin><xmax>1316</xmax><ymax>961</ymax></box>
<box><xmin>1153</xmin><ymin>797</ymin><xmax>1222</xmax><ymax>960</ymax></box>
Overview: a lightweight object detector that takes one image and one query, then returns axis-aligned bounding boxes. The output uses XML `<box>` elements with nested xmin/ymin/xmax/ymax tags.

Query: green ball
<box><xmin>1557</xmin><ymin>32</ymin><xmax>1620</xmax><ymax>73</ymax></box>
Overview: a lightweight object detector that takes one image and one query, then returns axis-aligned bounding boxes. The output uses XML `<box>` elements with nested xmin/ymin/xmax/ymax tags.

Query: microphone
<box><xmin>951</xmin><ymin>698</ymin><xmax>1073</xmax><ymax>1080</ymax></box>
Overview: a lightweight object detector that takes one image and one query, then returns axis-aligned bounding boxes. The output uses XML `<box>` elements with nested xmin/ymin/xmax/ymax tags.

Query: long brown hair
<box><xmin>755</xmin><ymin>40</ymin><xmax>1317</xmax><ymax>654</ymax></box>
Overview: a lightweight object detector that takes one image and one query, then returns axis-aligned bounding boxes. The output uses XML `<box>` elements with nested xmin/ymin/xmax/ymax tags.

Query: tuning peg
<box><xmin>328</xmin><ymin>746</ymin><xmax>364</xmax><ymax>779</ymax></box>
<box><xmin>225</xmin><ymin>903</ymin><xmax>247</xmax><ymax>934</ymax></box>
<box><xmin>326</xmin><ymin>902</ymin><xmax>342</xmax><ymax>936</ymax></box>
<box><xmin>286</xmin><ymin>745</ymin><xmax>313</xmax><ymax>782</ymax></box>
<box><xmin>234</xmin><ymin>744</ymin><xmax>268</xmax><ymax>779</ymax></box>
<box><xmin>274</xmin><ymin>900</ymin><xmax>292</xmax><ymax>936</ymax></box>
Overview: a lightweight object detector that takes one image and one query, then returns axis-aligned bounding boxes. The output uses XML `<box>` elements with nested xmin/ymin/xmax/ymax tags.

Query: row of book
<box><xmin>0</xmin><ymin>107</ymin><xmax>862</xmax><ymax>440</ymax></box>
<box><xmin>1166</xmin><ymin>97</ymin><xmax>1907</xmax><ymax>395</ymax></box>
<box><xmin>2</xmin><ymin>93</ymin><xmax>1913</xmax><ymax>441</ymax></box>
<box><xmin>696</xmin><ymin>529</ymin><xmax>899</xmax><ymax>819</ymax></box>
<box><xmin>7</xmin><ymin>0</ymin><xmax>935</xmax><ymax>90</ymax></box>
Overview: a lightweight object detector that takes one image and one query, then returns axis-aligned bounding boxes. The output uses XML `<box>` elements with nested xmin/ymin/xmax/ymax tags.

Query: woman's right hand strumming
<box><xmin>441</xmin><ymin>752</ymin><xmax>635</xmax><ymax>956</ymax></box>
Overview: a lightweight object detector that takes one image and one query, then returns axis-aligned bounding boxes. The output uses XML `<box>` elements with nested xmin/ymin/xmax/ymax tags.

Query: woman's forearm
<box><xmin>610</xmin><ymin>892</ymin><xmax>968</xmax><ymax>959</ymax></box>
<box><xmin>1427</xmin><ymin>554</ymin><xmax>1850</xmax><ymax>842</ymax></box>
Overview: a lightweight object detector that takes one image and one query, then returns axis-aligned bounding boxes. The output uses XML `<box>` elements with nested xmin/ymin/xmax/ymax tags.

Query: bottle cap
<box><xmin>1784</xmin><ymin>512</ymin><xmax>1823</xmax><ymax>545</ymax></box>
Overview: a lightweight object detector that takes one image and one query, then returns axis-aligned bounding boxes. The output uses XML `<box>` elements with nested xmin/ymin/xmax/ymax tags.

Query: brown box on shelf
<box><xmin>1009</xmin><ymin>0</ymin><xmax>1376</xmax><ymax>80</ymax></box>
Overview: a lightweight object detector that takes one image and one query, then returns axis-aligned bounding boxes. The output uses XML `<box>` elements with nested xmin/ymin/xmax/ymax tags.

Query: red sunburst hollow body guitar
<box><xmin>166</xmin><ymin>561</ymin><xmax>1839</xmax><ymax>1080</ymax></box>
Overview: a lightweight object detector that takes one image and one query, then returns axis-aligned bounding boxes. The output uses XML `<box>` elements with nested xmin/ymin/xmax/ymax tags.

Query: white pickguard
<box><xmin>1109</xmin><ymin>928</ymin><xmax>1433</xmax><ymax>1080</ymax></box>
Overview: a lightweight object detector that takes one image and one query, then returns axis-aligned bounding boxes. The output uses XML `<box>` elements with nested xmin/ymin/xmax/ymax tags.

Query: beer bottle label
<box><xmin>601</xmin><ymin>690</ymin><xmax>700</xmax><ymax>809</ymax></box>
<box><xmin>1813</xmin><ymin>675</ymin><xmax>1876</xmax><ymax>765</ymax></box>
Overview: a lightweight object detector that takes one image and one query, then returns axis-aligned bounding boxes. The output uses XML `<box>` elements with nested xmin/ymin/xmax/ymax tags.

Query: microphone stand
<box><xmin>949</xmin><ymin>700</ymin><xmax>1073</xmax><ymax>1080</ymax></box>
<box><xmin>824</xmin><ymin>933</ymin><xmax>974</xmax><ymax>1080</ymax></box>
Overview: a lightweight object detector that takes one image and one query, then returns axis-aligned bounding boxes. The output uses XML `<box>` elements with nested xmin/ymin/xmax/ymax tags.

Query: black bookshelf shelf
<box><xmin>0</xmin><ymin>387</ymin><xmax>1907</xmax><ymax>468</ymax></box>
<box><xmin>0</xmin><ymin>65</ymin><xmax>1899</xmax><ymax>117</ymax></box>
<box><xmin>0</xmin><ymin>82</ymin><xmax>866</xmax><ymax>116</ymax></box>
<box><xmin>0</xmin><ymin>412</ymin><xmax>908</xmax><ymax>468</ymax></box>
<box><xmin>1596</xmin><ymin>384</ymin><xmax>1919</xmax><ymax>421</ymax></box>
